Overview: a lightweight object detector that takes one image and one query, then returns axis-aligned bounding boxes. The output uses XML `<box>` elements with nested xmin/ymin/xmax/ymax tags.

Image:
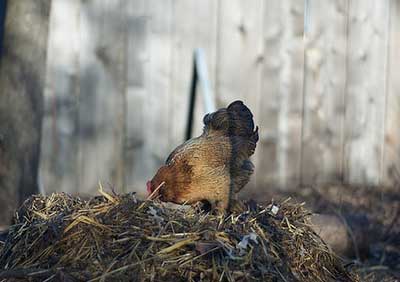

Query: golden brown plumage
<box><xmin>146</xmin><ymin>100</ymin><xmax>259</xmax><ymax>212</ymax></box>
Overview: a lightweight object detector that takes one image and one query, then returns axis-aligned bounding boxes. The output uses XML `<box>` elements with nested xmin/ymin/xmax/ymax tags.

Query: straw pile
<box><xmin>0</xmin><ymin>188</ymin><xmax>358</xmax><ymax>282</ymax></box>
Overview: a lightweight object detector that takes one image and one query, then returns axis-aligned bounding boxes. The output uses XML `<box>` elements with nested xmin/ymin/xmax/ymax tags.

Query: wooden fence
<box><xmin>40</xmin><ymin>0</ymin><xmax>400</xmax><ymax>197</ymax></box>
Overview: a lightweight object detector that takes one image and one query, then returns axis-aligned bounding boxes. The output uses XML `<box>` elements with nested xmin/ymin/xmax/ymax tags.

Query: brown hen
<box><xmin>146</xmin><ymin>100</ymin><xmax>259</xmax><ymax>212</ymax></box>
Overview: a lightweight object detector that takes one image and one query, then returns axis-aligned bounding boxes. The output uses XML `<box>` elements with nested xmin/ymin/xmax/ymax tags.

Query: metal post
<box><xmin>185</xmin><ymin>54</ymin><xmax>198</xmax><ymax>141</ymax></box>
<box><xmin>195</xmin><ymin>48</ymin><xmax>216</xmax><ymax>114</ymax></box>
<box><xmin>185</xmin><ymin>48</ymin><xmax>216</xmax><ymax>141</ymax></box>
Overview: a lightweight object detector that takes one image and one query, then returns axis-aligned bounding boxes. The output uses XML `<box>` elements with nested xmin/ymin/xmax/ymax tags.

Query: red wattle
<box><xmin>146</xmin><ymin>181</ymin><xmax>152</xmax><ymax>194</ymax></box>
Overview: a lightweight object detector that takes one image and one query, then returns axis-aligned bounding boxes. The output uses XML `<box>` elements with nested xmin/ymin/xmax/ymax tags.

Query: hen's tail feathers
<box><xmin>203</xmin><ymin>101</ymin><xmax>259</xmax><ymax>195</ymax></box>
<box><xmin>203</xmin><ymin>100</ymin><xmax>259</xmax><ymax>150</ymax></box>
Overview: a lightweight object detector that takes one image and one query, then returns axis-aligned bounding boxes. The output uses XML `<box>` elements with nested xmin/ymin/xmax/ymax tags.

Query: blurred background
<box><xmin>0</xmin><ymin>1</ymin><xmax>399</xmax><ymax>279</ymax></box>
<box><xmin>39</xmin><ymin>0</ymin><xmax>400</xmax><ymax>198</ymax></box>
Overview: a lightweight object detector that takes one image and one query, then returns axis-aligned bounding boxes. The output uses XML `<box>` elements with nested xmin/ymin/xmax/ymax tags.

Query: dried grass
<box><xmin>0</xmin><ymin>189</ymin><xmax>358</xmax><ymax>282</ymax></box>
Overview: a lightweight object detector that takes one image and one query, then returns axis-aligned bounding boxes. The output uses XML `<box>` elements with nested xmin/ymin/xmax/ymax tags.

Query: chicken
<box><xmin>146</xmin><ymin>100</ymin><xmax>259</xmax><ymax>212</ymax></box>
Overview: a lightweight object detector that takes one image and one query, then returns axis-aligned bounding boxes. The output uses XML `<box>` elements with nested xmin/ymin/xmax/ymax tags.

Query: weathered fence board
<box><xmin>41</xmin><ymin>0</ymin><xmax>81</xmax><ymax>194</ymax></box>
<box><xmin>344</xmin><ymin>0</ymin><xmax>389</xmax><ymax>185</ymax></box>
<box><xmin>124</xmin><ymin>0</ymin><xmax>149</xmax><ymax>194</ymax></box>
<box><xmin>254</xmin><ymin>0</ymin><xmax>282</xmax><ymax>193</ymax></box>
<box><xmin>301</xmin><ymin>0</ymin><xmax>347</xmax><ymax>184</ymax></box>
<box><xmin>41</xmin><ymin>0</ymin><xmax>398</xmax><ymax>197</ymax></box>
<box><xmin>216</xmin><ymin>0</ymin><xmax>262</xmax><ymax>113</ymax></box>
<box><xmin>217</xmin><ymin>0</ymin><xmax>264</xmax><ymax>191</ymax></box>
<box><xmin>142</xmin><ymin>0</ymin><xmax>173</xmax><ymax>196</ymax></box>
<box><xmin>383</xmin><ymin>0</ymin><xmax>400</xmax><ymax>186</ymax></box>
<box><xmin>170</xmin><ymin>0</ymin><xmax>218</xmax><ymax>145</ymax></box>
<box><xmin>78</xmin><ymin>0</ymin><xmax>126</xmax><ymax>194</ymax></box>
<box><xmin>255</xmin><ymin>0</ymin><xmax>305</xmax><ymax>192</ymax></box>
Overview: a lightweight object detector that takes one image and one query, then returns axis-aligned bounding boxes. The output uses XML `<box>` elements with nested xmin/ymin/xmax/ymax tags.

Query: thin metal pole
<box><xmin>185</xmin><ymin>53</ymin><xmax>198</xmax><ymax>141</ymax></box>
<box><xmin>185</xmin><ymin>48</ymin><xmax>216</xmax><ymax>141</ymax></box>
<box><xmin>195</xmin><ymin>48</ymin><xmax>216</xmax><ymax>113</ymax></box>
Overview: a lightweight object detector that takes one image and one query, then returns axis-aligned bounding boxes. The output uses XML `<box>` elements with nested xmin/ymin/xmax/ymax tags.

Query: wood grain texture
<box><xmin>40</xmin><ymin>0</ymin><xmax>81</xmax><ymax>194</ymax></box>
<box><xmin>216</xmin><ymin>0</ymin><xmax>263</xmax><ymax>113</ymax></box>
<box><xmin>124</xmin><ymin>0</ymin><xmax>149</xmax><ymax>195</ymax></box>
<box><xmin>136</xmin><ymin>0</ymin><xmax>173</xmax><ymax>197</ymax></box>
<box><xmin>217</xmin><ymin>0</ymin><xmax>264</xmax><ymax>193</ymax></box>
<box><xmin>382</xmin><ymin>0</ymin><xmax>400</xmax><ymax>186</ymax></box>
<box><xmin>40</xmin><ymin>1</ymin><xmax>399</xmax><ymax>196</ymax></box>
<box><xmin>254</xmin><ymin>0</ymin><xmax>305</xmax><ymax>193</ymax></box>
<box><xmin>253</xmin><ymin>0</ymin><xmax>281</xmax><ymax>193</ymax></box>
<box><xmin>170</xmin><ymin>0</ymin><xmax>218</xmax><ymax>146</ymax></box>
<box><xmin>344</xmin><ymin>0</ymin><xmax>389</xmax><ymax>185</ymax></box>
<box><xmin>300</xmin><ymin>0</ymin><xmax>347</xmax><ymax>184</ymax></box>
<box><xmin>78</xmin><ymin>0</ymin><xmax>125</xmax><ymax>194</ymax></box>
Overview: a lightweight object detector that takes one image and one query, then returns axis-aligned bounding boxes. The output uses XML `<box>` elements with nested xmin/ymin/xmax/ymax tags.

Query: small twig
<box><xmin>147</xmin><ymin>181</ymin><xmax>165</xmax><ymax>201</ymax></box>
<box><xmin>137</xmin><ymin>182</ymin><xmax>165</xmax><ymax>211</ymax></box>
<box><xmin>157</xmin><ymin>236</ymin><xmax>200</xmax><ymax>255</ymax></box>
<box><xmin>98</xmin><ymin>181</ymin><xmax>118</xmax><ymax>204</ymax></box>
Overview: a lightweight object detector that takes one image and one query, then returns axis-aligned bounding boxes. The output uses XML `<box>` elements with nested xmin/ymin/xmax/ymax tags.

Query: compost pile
<box><xmin>0</xmin><ymin>189</ymin><xmax>357</xmax><ymax>282</ymax></box>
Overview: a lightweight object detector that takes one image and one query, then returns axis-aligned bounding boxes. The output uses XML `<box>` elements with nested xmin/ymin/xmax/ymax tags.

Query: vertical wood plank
<box><xmin>124</xmin><ymin>0</ymin><xmax>149</xmax><ymax>195</ymax></box>
<box><xmin>216</xmin><ymin>1</ymin><xmax>263</xmax><ymax>113</ymax></box>
<box><xmin>382</xmin><ymin>0</ymin><xmax>400</xmax><ymax>186</ymax></box>
<box><xmin>301</xmin><ymin>0</ymin><xmax>347</xmax><ymax>184</ymax></box>
<box><xmin>254</xmin><ymin>0</ymin><xmax>305</xmax><ymax>194</ymax></box>
<box><xmin>133</xmin><ymin>0</ymin><xmax>173</xmax><ymax>196</ymax></box>
<box><xmin>40</xmin><ymin>0</ymin><xmax>81</xmax><ymax>194</ymax></box>
<box><xmin>216</xmin><ymin>0</ymin><xmax>264</xmax><ymax>193</ymax></box>
<box><xmin>169</xmin><ymin>0</ymin><xmax>218</xmax><ymax>147</ymax></box>
<box><xmin>344</xmin><ymin>0</ymin><xmax>389</xmax><ymax>185</ymax></box>
<box><xmin>78</xmin><ymin>0</ymin><xmax>126</xmax><ymax>194</ymax></box>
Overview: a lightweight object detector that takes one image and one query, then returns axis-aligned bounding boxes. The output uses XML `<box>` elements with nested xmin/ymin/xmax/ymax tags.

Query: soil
<box><xmin>263</xmin><ymin>185</ymin><xmax>400</xmax><ymax>282</ymax></box>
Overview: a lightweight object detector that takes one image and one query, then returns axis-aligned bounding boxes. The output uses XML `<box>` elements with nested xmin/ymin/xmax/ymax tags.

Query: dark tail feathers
<box><xmin>203</xmin><ymin>100</ymin><xmax>259</xmax><ymax>142</ymax></box>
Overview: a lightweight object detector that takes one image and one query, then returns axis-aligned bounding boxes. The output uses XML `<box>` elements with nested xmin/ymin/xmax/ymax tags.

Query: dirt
<box><xmin>263</xmin><ymin>184</ymin><xmax>400</xmax><ymax>282</ymax></box>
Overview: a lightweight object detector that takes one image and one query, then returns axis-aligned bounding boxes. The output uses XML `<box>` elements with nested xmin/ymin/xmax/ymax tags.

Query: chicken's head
<box><xmin>146</xmin><ymin>164</ymin><xmax>188</xmax><ymax>203</ymax></box>
<box><xmin>146</xmin><ymin>179</ymin><xmax>160</xmax><ymax>197</ymax></box>
<box><xmin>146</xmin><ymin>166</ymin><xmax>170</xmax><ymax>198</ymax></box>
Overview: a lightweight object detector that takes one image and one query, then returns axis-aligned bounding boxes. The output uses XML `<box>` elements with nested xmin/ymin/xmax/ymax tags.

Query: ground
<box><xmin>262</xmin><ymin>185</ymin><xmax>400</xmax><ymax>282</ymax></box>
<box><xmin>0</xmin><ymin>184</ymin><xmax>398</xmax><ymax>281</ymax></box>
